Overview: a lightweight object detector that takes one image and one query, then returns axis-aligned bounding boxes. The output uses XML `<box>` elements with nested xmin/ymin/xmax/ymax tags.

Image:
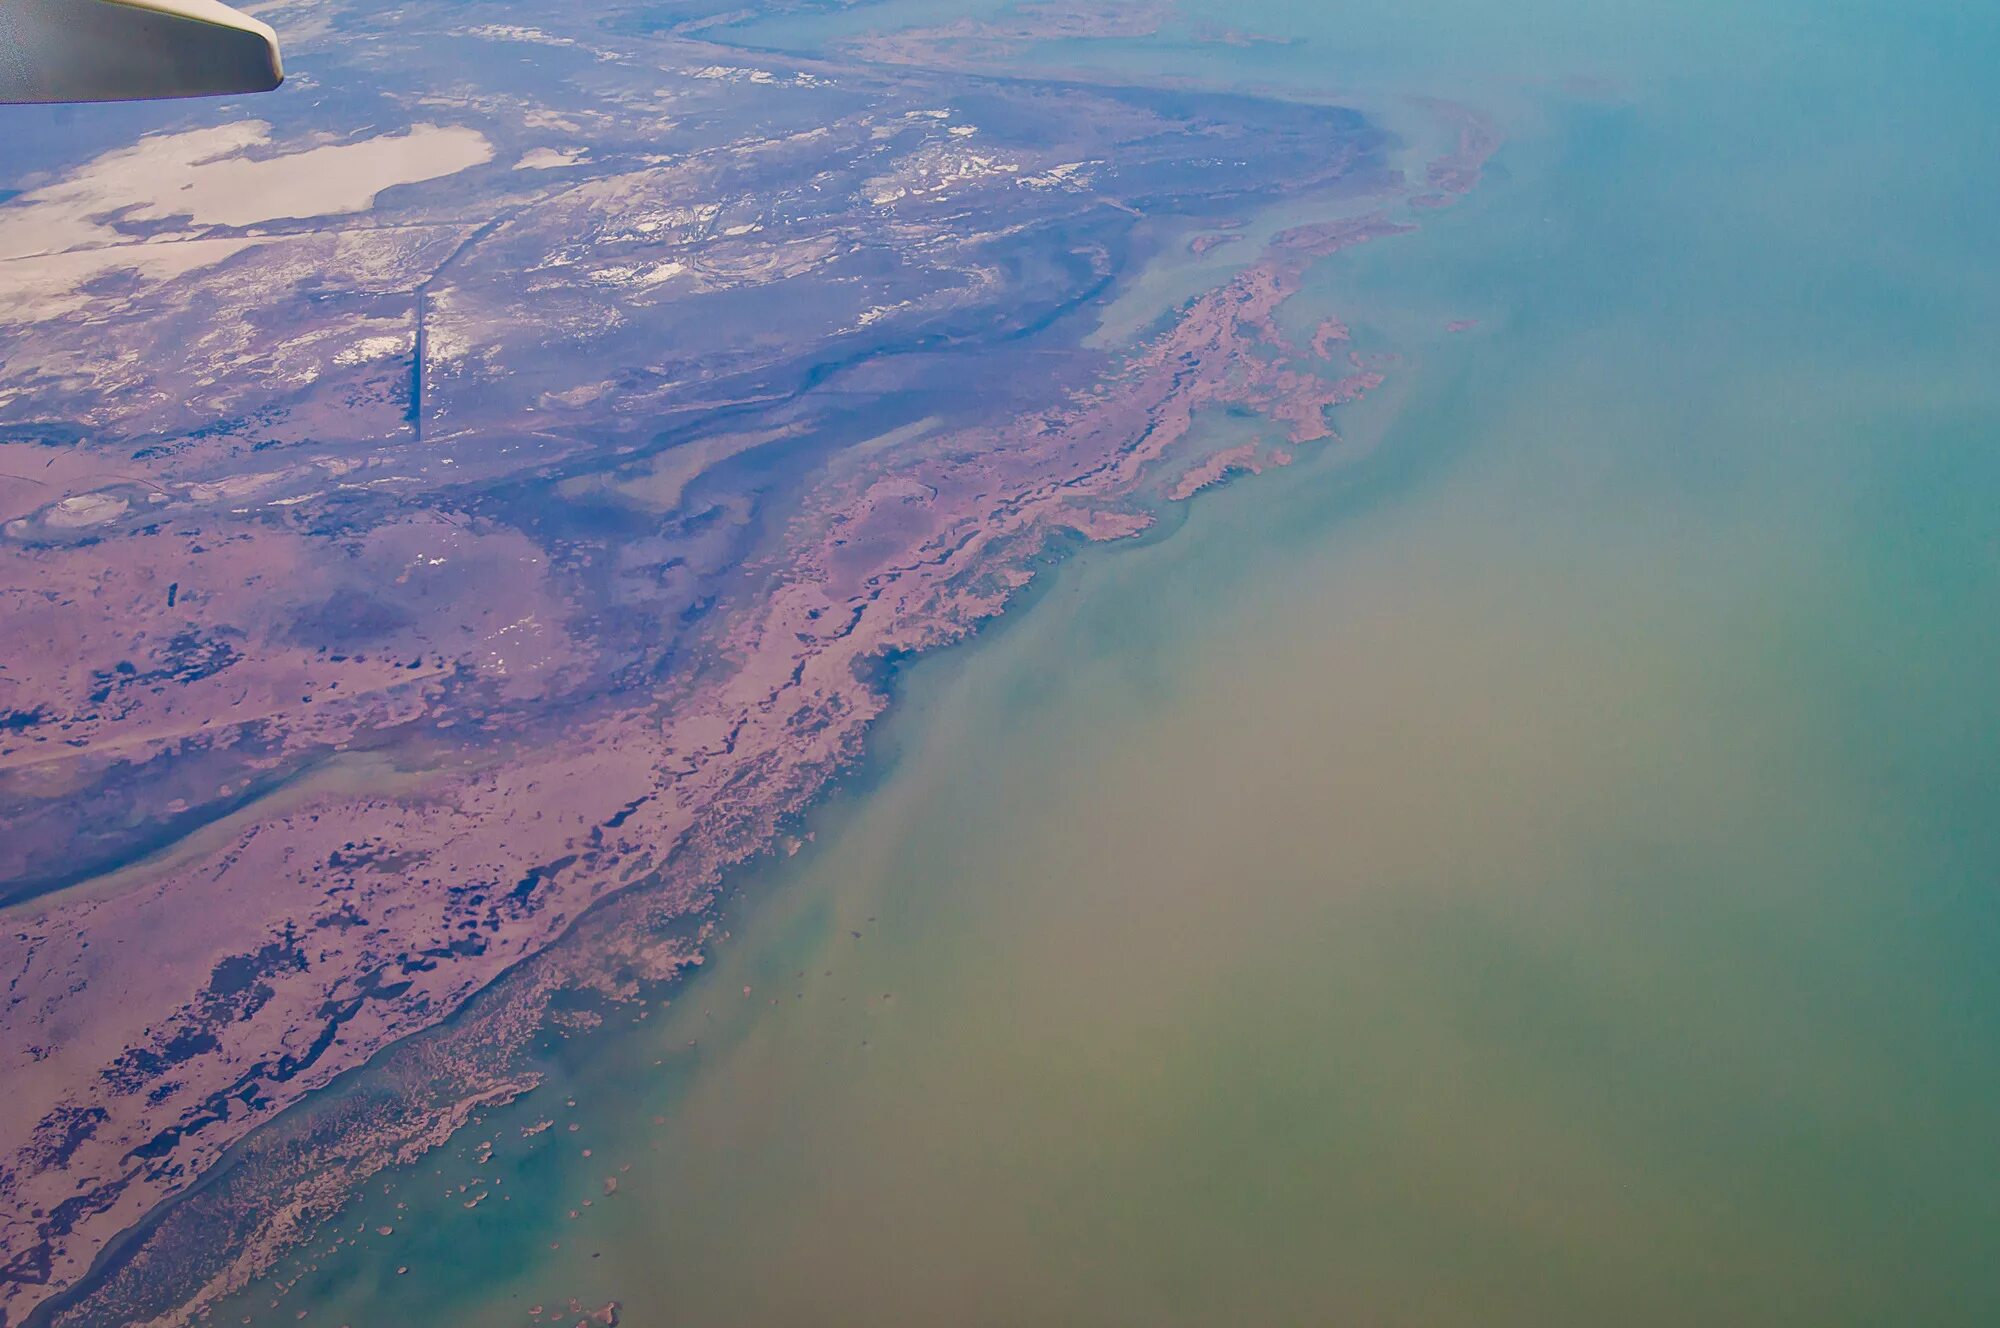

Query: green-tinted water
<box><xmin>229</xmin><ymin>2</ymin><xmax>2000</xmax><ymax>1323</ymax></box>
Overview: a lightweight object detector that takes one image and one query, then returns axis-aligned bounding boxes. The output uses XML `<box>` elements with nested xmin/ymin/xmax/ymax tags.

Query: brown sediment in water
<box><xmin>1408</xmin><ymin>97</ymin><xmax>1502</xmax><ymax>207</ymax></box>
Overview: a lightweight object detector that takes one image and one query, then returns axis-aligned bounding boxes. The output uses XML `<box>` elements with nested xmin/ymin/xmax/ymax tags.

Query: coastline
<box><xmin>129</xmin><ymin>2</ymin><xmax>2000</xmax><ymax>1324</ymax></box>
<box><xmin>25</xmin><ymin>180</ymin><xmax>1481</xmax><ymax>1328</ymax></box>
<box><xmin>1</xmin><ymin>14</ymin><xmax>1495</xmax><ymax>1323</ymax></box>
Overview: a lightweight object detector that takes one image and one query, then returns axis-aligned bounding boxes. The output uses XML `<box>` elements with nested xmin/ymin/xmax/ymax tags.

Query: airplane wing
<box><xmin>0</xmin><ymin>0</ymin><xmax>283</xmax><ymax>103</ymax></box>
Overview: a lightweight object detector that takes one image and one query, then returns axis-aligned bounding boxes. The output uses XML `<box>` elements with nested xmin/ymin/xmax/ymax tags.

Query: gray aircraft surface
<box><xmin>1</xmin><ymin>0</ymin><xmax>283</xmax><ymax>103</ymax></box>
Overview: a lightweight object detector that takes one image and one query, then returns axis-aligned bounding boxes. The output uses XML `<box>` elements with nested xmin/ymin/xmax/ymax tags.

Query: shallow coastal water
<box><xmin>218</xmin><ymin>1</ymin><xmax>2000</xmax><ymax>1323</ymax></box>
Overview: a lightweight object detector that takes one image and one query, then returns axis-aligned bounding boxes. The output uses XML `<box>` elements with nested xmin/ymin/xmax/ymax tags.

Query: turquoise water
<box><xmin>218</xmin><ymin>2</ymin><xmax>2000</xmax><ymax>1324</ymax></box>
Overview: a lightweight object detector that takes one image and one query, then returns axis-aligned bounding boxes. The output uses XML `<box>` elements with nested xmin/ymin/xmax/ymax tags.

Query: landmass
<box><xmin>0</xmin><ymin>1</ymin><xmax>1492</xmax><ymax>1322</ymax></box>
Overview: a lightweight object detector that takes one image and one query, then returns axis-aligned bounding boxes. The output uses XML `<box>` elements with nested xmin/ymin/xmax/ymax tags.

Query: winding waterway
<box><xmin>218</xmin><ymin>1</ymin><xmax>2000</xmax><ymax>1323</ymax></box>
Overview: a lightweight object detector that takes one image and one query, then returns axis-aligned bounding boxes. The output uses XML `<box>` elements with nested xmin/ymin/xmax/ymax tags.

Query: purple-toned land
<box><xmin>0</xmin><ymin>2</ymin><xmax>1493</xmax><ymax>1321</ymax></box>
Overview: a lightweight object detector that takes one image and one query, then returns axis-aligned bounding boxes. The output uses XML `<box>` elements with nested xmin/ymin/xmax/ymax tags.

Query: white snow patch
<box><xmin>334</xmin><ymin>333</ymin><xmax>414</xmax><ymax>366</ymax></box>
